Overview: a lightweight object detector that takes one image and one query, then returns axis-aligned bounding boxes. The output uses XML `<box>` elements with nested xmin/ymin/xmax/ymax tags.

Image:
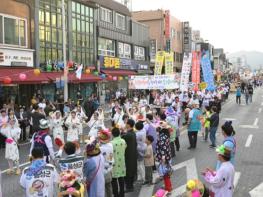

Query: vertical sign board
<box><xmin>154</xmin><ymin>51</ymin><xmax>165</xmax><ymax>75</ymax></box>
<box><xmin>165</xmin><ymin>52</ymin><xmax>174</xmax><ymax>75</ymax></box>
<box><xmin>180</xmin><ymin>53</ymin><xmax>192</xmax><ymax>91</ymax></box>
<box><xmin>183</xmin><ymin>22</ymin><xmax>190</xmax><ymax>52</ymax></box>
<box><xmin>164</xmin><ymin>10</ymin><xmax>170</xmax><ymax>39</ymax></box>
<box><xmin>191</xmin><ymin>51</ymin><xmax>201</xmax><ymax>90</ymax></box>
<box><xmin>201</xmin><ymin>51</ymin><xmax>215</xmax><ymax>91</ymax></box>
<box><xmin>150</xmin><ymin>39</ymin><xmax>157</xmax><ymax>63</ymax></box>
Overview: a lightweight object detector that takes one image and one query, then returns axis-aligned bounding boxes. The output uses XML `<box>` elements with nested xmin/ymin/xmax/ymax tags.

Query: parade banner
<box><xmin>154</xmin><ymin>51</ymin><xmax>165</xmax><ymax>75</ymax></box>
<box><xmin>180</xmin><ymin>53</ymin><xmax>192</xmax><ymax>91</ymax></box>
<box><xmin>129</xmin><ymin>75</ymin><xmax>179</xmax><ymax>90</ymax></box>
<box><xmin>201</xmin><ymin>51</ymin><xmax>215</xmax><ymax>91</ymax></box>
<box><xmin>165</xmin><ymin>52</ymin><xmax>174</xmax><ymax>75</ymax></box>
<box><xmin>191</xmin><ymin>51</ymin><xmax>201</xmax><ymax>90</ymax></box>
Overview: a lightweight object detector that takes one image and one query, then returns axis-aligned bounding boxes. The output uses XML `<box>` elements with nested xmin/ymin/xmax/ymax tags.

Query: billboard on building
<box><xmin>183</xmin><ymin>22</ymin><xmax>191</xmax><ymax>52</ymax></box>
<box><xmin>150</xmin><ymin>39</ymin><xmax>157</xmax><ymax>63</ymax></box>
<box><xmin>164</xmin><ymin>10</ymin><xmax>170</xmax><ymax>39</ymax></box>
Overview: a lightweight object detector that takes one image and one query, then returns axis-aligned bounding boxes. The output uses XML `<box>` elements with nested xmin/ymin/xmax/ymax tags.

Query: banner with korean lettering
<box><xmin>201</xmin><ymin>51</ymin><xmax>215</xmax><ymax>91</ymax></box>
<box><xmin>165</xmin><ymin>52</ymin><xmax>174</xmax><ymax>74</ymax></box>
<box><xmin>191</xmin><ymin>51</ymin><xmax>201</xmax><ymax>90</ymax></box>
<box><xmin>154</xmin><ymin>51</ymin><xmax>165</xmax><ymax>75</ymax></box>
<box><xmin>128</xmin><ymin>75</ymin><xmax>179</xmax><ymax>90</ymax></box>
<box><xmin>180</xmin><ymin>52</ymin><xmax>192</xmax><ymax>91</ymax></box>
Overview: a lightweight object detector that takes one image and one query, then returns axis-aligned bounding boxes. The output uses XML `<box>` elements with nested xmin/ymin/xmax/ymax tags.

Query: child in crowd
<box><xmin>144</xmin><ymin>135</ymin><xmax>154</xmax><ymax>185</ymax></box>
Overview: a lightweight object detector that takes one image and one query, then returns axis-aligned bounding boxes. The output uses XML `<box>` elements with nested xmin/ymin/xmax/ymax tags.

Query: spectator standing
<box><xmin>144</xmin><ymin>135</ymin><xmax>154</xmax><ymax>185</ymax></box>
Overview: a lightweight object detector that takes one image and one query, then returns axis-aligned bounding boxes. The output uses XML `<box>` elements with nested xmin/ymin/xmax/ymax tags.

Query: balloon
<box><xmin>57</xmin><ymin>62</ymin><xmax>64</xmax><ymax>69</ymax></box>
<box><xmin>93</xmin><ymin>71</ymin><xmax>99</xmax><ymax>76</ymax></box>
<box><xmin>125</xmin><ymin>76</ymin><xmax>129</xmax><ymax>80</ymax></box>
<box><xmin>108</xmin><ymin>75</ymin><xmax>113</xmax><ymax>79</ymax></box>
<box><xmin>101</xmin><ymin>74</ymin><xmax>106</xmax><ymax>79</ymax></box>
<box><xmin>67</xmin><ymin>60</ymin><xmax>74</xmax><ymax>68</ymax></box>
<box><xmin>19</xmin><ymin>73</ymin><xmax>27</xmax><ymax>81</ymax></box>
<box><xmin>85</xmin><ymin>69</ymin><xmax>91</xmax><ymax>74</ymax></box>
<box><xmin>3</xmin><ymin>77</ymin><xmax>12</xmax><ymax>84</ymax></box>
<box><xmin>34</xmin><ymin>69</ymin><xmax>41</xmax><ymax>76</ymax></box>
<box><xmin>113</xmin><ymin>76</ymin><xmax>117</xmax><ymax>81</ymax></box>
<box><xmin>119</xmin><ymin>76</ymin><xmax>123</xmax><ymax>80</ymax></box>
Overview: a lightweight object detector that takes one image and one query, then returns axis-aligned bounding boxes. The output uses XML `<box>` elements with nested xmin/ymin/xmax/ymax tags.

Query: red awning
<box><xmin>0</xmin><ymin>68</ymin><xmax>49</xmax><ymax>84</ymax></box>
<box><xmin>101</xmin><ymin>69</ymin><xmax>137</xmax><ymax>76</ymax></box>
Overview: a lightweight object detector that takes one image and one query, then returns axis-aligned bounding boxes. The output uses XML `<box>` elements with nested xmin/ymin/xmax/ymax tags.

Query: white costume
<box><xmin>87</xmin><ymin>118</ymin><xmax>105</xmax><ymax>138</ymax></box>
<box><xmin>112</xmin><ymin>112</ymin><xmax>123</xmax><ymax>127</ymax></box>
<box><xmin>204</xmin><ymin>161</ymin><xmax>235</xmax><ymax>197</ymax></box>
<box><xmin>76</xmin><ymin>108</ymin><xmax>88</xmax><ymax>136</ymax></box>
<box><xmin>51</xmin><ymin>117</ymin><xmax>64</xmax><ymax>143</ymax></box>
<box><xmin>0</xmin><ymin>125</ymin><xmax>21</xmax><ymax>162</ymax></box>
<box><xmin>65</xmin><ymin>116</ymin><xmax>80</xmax><ymax>142</ymax></box>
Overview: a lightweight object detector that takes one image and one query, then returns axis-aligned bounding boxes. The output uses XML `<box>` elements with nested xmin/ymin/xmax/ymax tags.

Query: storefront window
<box><xmin>98</xmin><ymin>38</ymin><xmax>115</xmax><ymax>57</ymax></box>
<box><xmin>100</xmin><ymin>7</ymin><xmax>112</xmax><ymax>23</ymax></box>
<box><xmin>134</xmin><ymin>46</ymin><xmax>145</xmax><ymax>61</ymax></box>
<box><xmin>118</xmin><ymin>42</ymin><xmax>131</xmax><ymax>59</ymax></box>
<box><xmin>3</xmin><ymin>17</ymin><xmax>19</xmax><ymax>46</ymax></box>
<box><xmin>116</xmin><ymin>13</ymin><xmax>125</xmax><ymax>30</ymax></box>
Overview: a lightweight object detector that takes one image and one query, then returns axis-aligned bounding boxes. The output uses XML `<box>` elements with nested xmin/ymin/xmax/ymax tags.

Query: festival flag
<box><xmin>191</xmin><ymin>51</ymin><xmax>201</xmax><ymax>91</ymax></box>
<box><xmin>201</xmin><ymin>51</ymin><xmax>215</xmax><ymax>91</ymax></box>
<box><xmin>75</xmin><ymin>64</ymin><xmax>83</xmax><ymax>79</ymax></box>
<box><xmin>180</xmin><ymin>53</ymin><xmax>192</xmax><ymax>91</ymax></box>
<box><xmin>154</xmin><ymin>51</ymin><xmax>165</xmax><ymax>75</ymax></box>
<box><xmin>165</xmin><ymin>52</ymin><xmax>174</xmax><ymax>75</ymax></box>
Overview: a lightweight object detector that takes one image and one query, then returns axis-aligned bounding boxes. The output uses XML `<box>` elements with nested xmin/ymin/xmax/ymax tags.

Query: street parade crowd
<box><xmin>1</xmin><ymin>80</ymin><xmax>260</xmax><ymax>197</ymax></box>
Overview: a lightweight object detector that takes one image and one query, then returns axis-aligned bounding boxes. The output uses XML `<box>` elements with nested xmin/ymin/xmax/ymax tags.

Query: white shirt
<box><xmin>20</xmin><ymin>162</ymin><xmax>59</xmax><ymax>197</ymax></box>
<box><xmin>100</xmin><ymin>143</ymin><xmax>114</xmax><ymax>175</ymax></box>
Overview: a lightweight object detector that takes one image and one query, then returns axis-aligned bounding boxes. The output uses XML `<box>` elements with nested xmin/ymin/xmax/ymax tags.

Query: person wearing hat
<box><xmin>202</xmin><ymin>145</ymin><xmax>235</xmax><ymax>197</ymax></box>
<box><xmin>187</xmin><ymin>100</ymin><xmax>202</xmax><ymax>149</ymax></box>
<box><xmin>99</xmin><ymin>129</ymin><xmax>114</xmax><ymax>197</ymax></box>
<box><xmin>29</xmin><ymin>119</ymin><xmax>56</xmax><ymax>163</ymax></box>
<box><xmin>83</xmin><ymin>137</ymin><xmax>105</xmax><ymax>197</ymax></box>
<box><xmin>0</xmin><ymin>118</ymin><xmax>21</xmax><ymax>175</ymax></box>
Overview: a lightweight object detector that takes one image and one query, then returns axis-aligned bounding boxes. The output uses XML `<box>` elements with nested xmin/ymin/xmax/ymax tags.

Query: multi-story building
<box><xmin>132</xmin><ymin>9</ymin><xmax>183</xmax><ymax>72</ymax></box>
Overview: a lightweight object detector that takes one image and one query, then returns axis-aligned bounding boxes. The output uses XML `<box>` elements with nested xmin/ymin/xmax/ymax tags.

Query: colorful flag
<box><xmin>180</xmin><ymin>53</ymin><xmax>192</xmax><ymax>91</ymax></box>
<box><xmin>191</xmin><ymin>51</ymin><xmax>201</xmax><ymax>90</ymax></box>
<box><xmin>154</xmin><ymin>51</ymin><xmax>165</xmax><ymax>75</ymax></box>
<box><xmin>75</xmin><ymin>64</ymin><xmax>83</xmax><ymax>79</ymax></box>
<box><xmin>165</xmin><ymin>52</ymin><xmax>174</xmax><ymax>75</ymax></box>
<box><xmin>201</xmin><ymin>51</ymin><xmax>215</xmax><ymax>91</ymax></box>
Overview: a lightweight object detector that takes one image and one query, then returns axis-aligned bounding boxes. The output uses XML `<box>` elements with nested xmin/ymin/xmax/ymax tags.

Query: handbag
<box><xmin>85</xmin><ymin>156</ymin><xmax>101</xmax><ymax>190</ymax></box>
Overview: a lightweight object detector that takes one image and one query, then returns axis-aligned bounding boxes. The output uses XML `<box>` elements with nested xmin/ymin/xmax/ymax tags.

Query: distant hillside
<box><xmin>228</xmin><ymin>51</ymin><xmax>263</xmax><ymax>69</ymax></box>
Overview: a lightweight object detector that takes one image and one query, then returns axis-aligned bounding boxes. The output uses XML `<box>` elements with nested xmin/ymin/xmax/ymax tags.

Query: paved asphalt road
<box><xmin>1</xmin><ymin>88</ymin><xmax>263</xmax><ymax>197</ymax></box>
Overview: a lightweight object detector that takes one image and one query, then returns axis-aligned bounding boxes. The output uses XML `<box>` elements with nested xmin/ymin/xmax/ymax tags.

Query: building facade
<box><xmin>132</xmin><ymin>9</ymin><xmax>183</xmax><ymax>71</ymax></box>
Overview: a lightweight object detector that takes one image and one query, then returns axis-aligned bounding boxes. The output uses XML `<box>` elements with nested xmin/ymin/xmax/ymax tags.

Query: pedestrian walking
<box><xmin>248</xmin><ymin>84</ymin><xmax>254</xmax><ymax>103</ymax></box>
<box><xmin>187</xmin><ymin>101</ymin><xmax>202</xmax><ymax>149</ymax></box>
<box><xmin>83</xmin><ymin>137</ymin><xmax>105</xmax><ymax>197</ymax></box>
<box><xmin>236</xmin><ymin>86</ymin><xmax>241</xmax><ymax>105</ymax></box>
<box><xmin>99</xmin><ymin>129</ymin><xmax>114</xmax><ymax>197</ymax></box>
<box><xmin>122</xmin><ymin>119</ymin><xmax>137</xmax><ymax>192</ymax></box>
<box><xmin>144</xmin><ymin>135</ymin><xmax>154</xmax><ymax>185</ymax></box>
<box><xmin>203</xmin><ymin>106</ymin><xmax>211</xmax><ymax>142</ymax></box>
<box><xmin>244</xmin><ymin>86</ymin><xmax>249</xmax><ymax>105</ymax></box>
<box><xmin>208</xmin><ymin>106</ymin><xmax>219</xmax><ymax>148</ymax></box>
<box><xmin>111</xmin><ymin>127</ymin><xmax>126</xmax><ymax>197</ymax></box>
<box><xmin>20</xmin><ymin>147</ymin><xmax>59</xmax><ymax>197</ymax></box>
<box><xmin>0</xmin><ymin>118</ymin><xmax>21</xmax><ymax>175</ymax></box>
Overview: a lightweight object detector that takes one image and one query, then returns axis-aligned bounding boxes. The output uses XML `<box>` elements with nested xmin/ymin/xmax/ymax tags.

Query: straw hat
<box><xmin>39</xmin><ymin>119</ymin><xmax>49</xmax><ymax>129</ymax></box>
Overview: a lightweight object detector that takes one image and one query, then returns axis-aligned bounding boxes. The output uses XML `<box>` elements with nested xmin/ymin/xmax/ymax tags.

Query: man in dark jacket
<box><xmin>248</xmin><ymin>84</ymin><xmax>254</xmax><ymax>103</ymax></box>
<box><xmin>122</xmin><ymin>119</ymin><xmax>137</xmax><ymax>192</ymax></box>
<box><xmin>30</xmin><ymin>104</ymin><xmax>45</xmax><ymax>137</ymax></box>
<box><xmin>207</xmin><ymin>106</ymin><xmax>219</xmax><ymax>148</ymax></box>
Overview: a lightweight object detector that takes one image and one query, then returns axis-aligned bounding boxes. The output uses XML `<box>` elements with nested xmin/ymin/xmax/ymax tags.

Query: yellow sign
<box><xmin>165</xmin><ymin>52</ymin><xmax>174</xmax><ymax>74</ymax></box>
<box><xmin>154</xmin><ymin>51</ymin><xmax>165</xmax><ymax>75</ymax></box>
<box><xmin>104</xmin><ymin>57</ymin><xmax>120</xmax><ymax>69</ymax></box>
<box><xmin>199</xmin><ymin>82</ymin><xmax>207</xmax><ymax>90</ymax></box>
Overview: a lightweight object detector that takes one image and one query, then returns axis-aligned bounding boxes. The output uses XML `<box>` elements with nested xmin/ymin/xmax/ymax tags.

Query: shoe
<box><xmin>15</xmin><ymin>169</ymin><xmax>21</xmax><ymax>175</ymax></box>
<box><xmin>187</xmin><ymin>147</ymin><xmax>192</xmax><ymax>150</ymax></box>
<box><xmin>6</xmin><ymin>169</ymin><xmax>14</xmax><ymax>175</ymax></box>
<box><xmin>209</xmin><ymin>144</ymin><xmax>216</xmax><ymax>148</ymax></box>
<box><xmin>142</xmin><ymin>181</ymin><xmax>149</xmax><ymax>185</ymax></box>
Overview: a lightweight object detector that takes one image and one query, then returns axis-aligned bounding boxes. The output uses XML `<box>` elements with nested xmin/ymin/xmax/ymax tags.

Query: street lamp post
<box><xmin>62</xmin><ymin>0</ymin><xmax>68</xmax><ymax>102</ymax></box>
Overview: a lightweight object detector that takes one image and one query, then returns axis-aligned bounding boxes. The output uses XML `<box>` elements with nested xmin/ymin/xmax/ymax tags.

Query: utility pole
<box><xmin>62</xmin><ymin>0</ymin><xmax>68</xmax><ymax>102</ymax></box>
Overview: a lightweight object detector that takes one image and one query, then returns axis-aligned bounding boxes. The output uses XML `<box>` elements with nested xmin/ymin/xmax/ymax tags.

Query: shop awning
<box><xmin>101</xmin><ymin>69</ymin><xmax>137</xmax><ymax>76</ymax></box>
<box><xmin>0</xmin><ymin>68</ymin><xmax>49</xmax><ymax>84</ymax></box>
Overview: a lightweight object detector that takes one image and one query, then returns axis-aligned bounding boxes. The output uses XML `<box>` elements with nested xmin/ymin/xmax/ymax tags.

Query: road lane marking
<box><xmin>258</xmin><ymin>108</ymin><xmax>262</xmax><ymax>113</ymax></box>
<box><xmin>223</xmin><ymin>118</ymin><xmax>237</xmax><ymax>121</ymax></box>
<box><xmin>245</xmin><ymin>134</ymin><xmax>253</xmax><ymax>147</ymax></box>
<box><xmin>239</xmin><ymin>125</ymin><xmax>258</xmax><ymax>129</ymax></box>
<box><xmin>234</xmin><ymin>172</ymin><xmax>241</xmax><ymax>190</ymax></box>
<box><xmin>261</xmin><ymin>102</ymin><xmax>263</xmax><ymax>106</ymax></box>
<box><xmin>253</xmin><ymin>118</ymin><xmax>258</xmax><ymax>126</ymax></box>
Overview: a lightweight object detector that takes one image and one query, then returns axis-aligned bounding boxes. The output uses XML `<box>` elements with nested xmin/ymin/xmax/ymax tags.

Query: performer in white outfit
<box><xmin>51</xmin><ymin>111</ymin><xmax>64</xmax><ymax>144</ymax></box>
<box><xmin>203</xmin><ymin>145</ymin><xmax>235</xmax><ymax>197</ymax></box>
<box><xmin>65</xmin><ymin>111</ymin><xmax>81</xmax><ymax>153</ymax></box>
<box><xmin>76</xmin><ymin>106</ymin><xmax>88</xmax><ymax>143</ymax></box>
<box><xmin>0</xmin><ymin>118</ymin><xmax>21</xmax><ymax>175</ymax></box>
<box><xmin>87</xmin><ymin>112</ymin><xmax>105</xmax><ymax>138</ymax></box>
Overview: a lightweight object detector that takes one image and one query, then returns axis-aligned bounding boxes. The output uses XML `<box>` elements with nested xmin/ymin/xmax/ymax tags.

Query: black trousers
<box><xmin>236</xmin><ymin>96</ymin><xmax>241</xmax><ymax>104</ymax></box>
<box><xmin>125</xmin><ymin>176</ymin><xmax>134</xmax><ymax>189</ymax></box>
<box><xmin>19</xmin><ymin>123</ymin><xmax>27</xmax><ymax>141</ymax></box>
<box><xmin>175</xmin><ymin>137</ymin><xmax>180</xmax><ymax>151</ymax></box>
<box><xmin>170</xmin><ymin>141</ymin><xmax>176</xmax><ymax>158</ymax></box>
<box><xmin>112</xmin><ymin>177</ymin><xmax>125</xmax><ymax>197</ymax></box>
<box><xmin>188</xmin><ymin>132</ymin><xmax>198</xmax><ymax>148</ymax></box>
